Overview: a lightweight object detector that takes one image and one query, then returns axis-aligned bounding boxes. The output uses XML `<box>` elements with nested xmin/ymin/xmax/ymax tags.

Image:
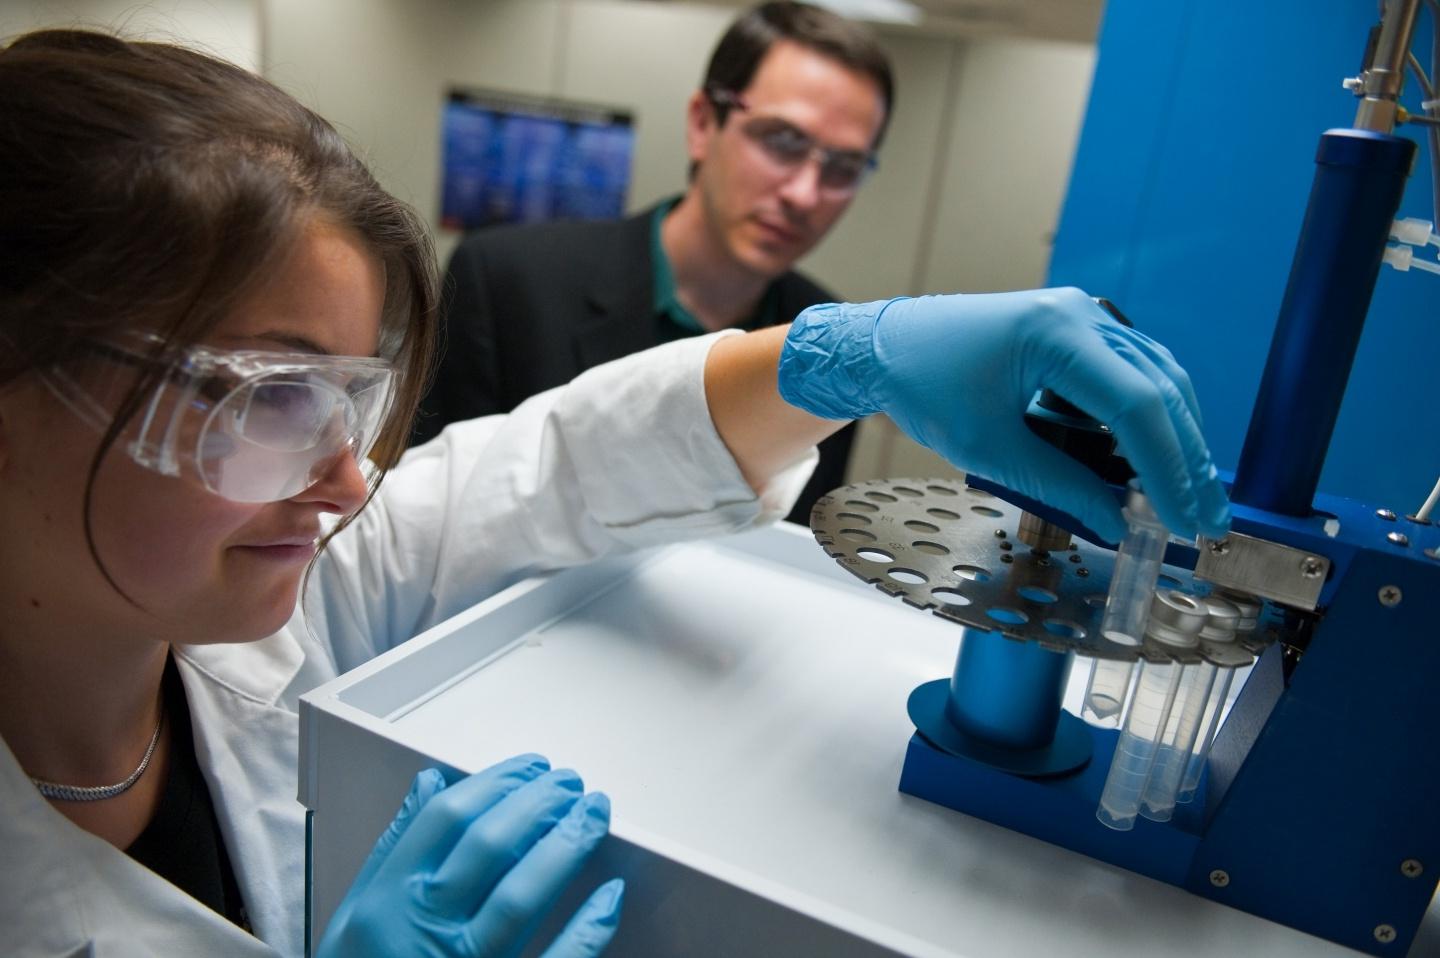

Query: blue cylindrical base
<box><xmin>1232</xmin><ymin>129</ymin><xmax>1416</xmax><ymax>515</ymax></box>
<box><xmin>945</xmin><ymin>627</ymin><xmax>1074</xmax><ymax>749</ymax></box>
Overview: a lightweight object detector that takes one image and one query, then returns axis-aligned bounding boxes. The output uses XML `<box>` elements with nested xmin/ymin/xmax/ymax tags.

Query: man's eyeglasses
<box><xmin>707</xmin><ymin>88</ymin><xmax>877</xmax><ymax>194</ymax></box>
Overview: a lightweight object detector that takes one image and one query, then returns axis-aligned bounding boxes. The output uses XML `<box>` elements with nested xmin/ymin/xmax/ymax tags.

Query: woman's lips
<box><xmin>234</xmin><ymin>535</ymin><xmax>318</xmax><ymax>563</ymax></box>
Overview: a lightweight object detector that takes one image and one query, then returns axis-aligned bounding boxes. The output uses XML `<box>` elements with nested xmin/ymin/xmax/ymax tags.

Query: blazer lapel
<box><xmin>574</xmin><ymin>209</ymin><xmax>661</xmax><ymax>371</ymax></box>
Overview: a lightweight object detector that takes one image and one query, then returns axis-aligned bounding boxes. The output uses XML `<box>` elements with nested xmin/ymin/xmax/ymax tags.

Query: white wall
<box><xmin>0</xmin><ymin>0</ymin><xmax>260</xmax><ymax>68</ymax></box>
<box><xmin>5</xmin><ymin>0</ymin><xmax>1096</xmax><ymax>486</ymax></box>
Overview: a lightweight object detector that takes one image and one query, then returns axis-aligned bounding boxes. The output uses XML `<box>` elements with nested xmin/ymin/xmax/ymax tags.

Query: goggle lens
<box><xmin>742</xmin><ymin>119</ymin><xmax>874</xmax><ymax>192</ymax></box>
<box><xmin>199</xmin><ymin>366</ymin><xmax>393</xmax><ymax>502</ymax></box>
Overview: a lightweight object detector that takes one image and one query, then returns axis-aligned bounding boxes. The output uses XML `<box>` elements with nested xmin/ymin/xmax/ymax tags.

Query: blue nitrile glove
<box><xmin>317</xmin><ymin>754</ymin><xmax>623</xmax><ymax>958</ymax></box>
<box><xmin>777</xmin><ymin>288</ymin><xmax>1231</xmax><ymax>544</ymax></box>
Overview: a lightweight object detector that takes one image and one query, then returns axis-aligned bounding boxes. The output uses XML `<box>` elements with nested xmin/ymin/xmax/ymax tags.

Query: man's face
<box><xmin>687</xmin><ymin>39</ymin><xmax>887</xmax><ymax>278</ymax></box>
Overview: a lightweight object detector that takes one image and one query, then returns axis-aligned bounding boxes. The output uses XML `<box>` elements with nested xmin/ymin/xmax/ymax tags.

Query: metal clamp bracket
<box><xmin>1195</xmin><ymin>532</ymin><xmax>1329</xmax><ymax>610</ymax></box>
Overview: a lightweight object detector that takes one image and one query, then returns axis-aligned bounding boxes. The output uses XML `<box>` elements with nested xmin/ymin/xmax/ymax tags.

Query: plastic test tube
<box><xmin>1176</xmin><ymin>590</ymin><xmax>1261</xmax><ymax>803</ymax></box>
<box><xmin>1096</xmin><ymin>590</ymin><xmax>1208</xmax><ymax>831</ymax></box>
<box><xmin>1098</xmin><ymin>482</ymin><xmax>1169</xmax><ymax>647</ymax></box>
<box><xmin>1083</xmin><ymin>482</ymin><xmax>1168</xmax><ymax>729</ymax></box>
<box><xmin>1080</xmin><ymin>658</ymin><xmax>1135</xmax><ymax>728</ymax></box>
<box><xmin>1138</xmin><ymin>596</ymin><xmax>1239</xmax><ymax>821</ymax></box>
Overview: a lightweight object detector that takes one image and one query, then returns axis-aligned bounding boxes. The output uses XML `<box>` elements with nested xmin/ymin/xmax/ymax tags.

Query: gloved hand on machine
<box><xmin>317</xmin><ymin>754</ymin><xmax>622</xmax><ymax>958</ymax></box>
<box><xmin>777</xmin><ymin>287</ymin><xmax>1232</xmax><ymax>545</ymax></box>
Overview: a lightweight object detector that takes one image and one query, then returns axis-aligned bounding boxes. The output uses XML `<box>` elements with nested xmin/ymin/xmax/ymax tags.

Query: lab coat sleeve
<box><xmin>305</xmin><ymin>331</ymin><xmax>817</xmax><ymax>670</ymax></box>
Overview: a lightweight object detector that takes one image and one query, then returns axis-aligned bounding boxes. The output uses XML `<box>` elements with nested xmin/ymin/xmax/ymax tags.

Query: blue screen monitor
<box><xmin>440</xmin><ymin>88</ymin><xmax>635</xmax><ymax>231</ymax></box>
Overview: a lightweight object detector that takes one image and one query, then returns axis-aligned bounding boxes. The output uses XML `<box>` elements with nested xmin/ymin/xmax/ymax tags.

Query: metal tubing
<box><xmin>945</xmin><ymin>627</ymin><xmax>1073</xmax><ymax>750</ymax></box>
<box><xmin>1355</xmin><ymin>0</ymin><xmax>1422</xmax><ymax>133</ymax></box>
<box><xmin>1231</xmin><ymin>130</ymin><xmax>1415</xmax><ymax>515</ymax></box>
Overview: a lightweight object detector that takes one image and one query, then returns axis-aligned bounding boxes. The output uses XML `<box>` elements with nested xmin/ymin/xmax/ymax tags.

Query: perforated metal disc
<box><xmin>811</xmin><ymin>478</ymin><xmax>1258</xmax><ymax>668</ymax></box>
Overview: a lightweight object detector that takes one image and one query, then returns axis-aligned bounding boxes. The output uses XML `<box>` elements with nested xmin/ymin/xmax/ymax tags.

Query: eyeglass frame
<box><xmin>704</xmin><ymin>86</ymin><xmax>879</xmax><ymax>194</ymax></box>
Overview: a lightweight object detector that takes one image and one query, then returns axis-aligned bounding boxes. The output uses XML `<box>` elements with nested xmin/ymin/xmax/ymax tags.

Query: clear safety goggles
<box><xmin>42</xmin><ymin>333</ymin><xmax>396</xmax><ymax>503</ymax></box>
<box><xmin>707</xmin><ymin>88</ymin><xmax>878</xmax><ymax>195</ymax></box>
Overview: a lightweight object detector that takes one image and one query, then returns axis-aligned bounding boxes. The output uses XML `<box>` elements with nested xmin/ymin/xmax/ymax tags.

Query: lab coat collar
<box><xmin>0</xmin><ymin>690</ymin><xmax>280</xmax><ymax>956</ymax></box>
<box><xmin>175</xmin><ymin>628</ymin><xmax>309</xmax><ymax>956</ymax></box>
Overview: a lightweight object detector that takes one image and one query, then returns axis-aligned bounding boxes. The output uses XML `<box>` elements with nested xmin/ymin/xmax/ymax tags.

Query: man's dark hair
<box><xmin>703</xmin><ymin>1</ymin><xmax>895</xmax><ymax>149</ymax></box>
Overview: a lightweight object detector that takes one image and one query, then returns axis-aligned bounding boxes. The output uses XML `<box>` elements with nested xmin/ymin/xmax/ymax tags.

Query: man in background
<box><xmin>413</xmin><ymin>0</ymin><xmax>893</xmax><ymax>524</ymax></box>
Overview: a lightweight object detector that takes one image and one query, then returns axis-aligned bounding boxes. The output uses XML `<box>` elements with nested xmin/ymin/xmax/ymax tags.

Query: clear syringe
<box><xmin>1096</xmin><ymin>589</ymin><xmax>1209</xmax><ymax>831</ymax></box>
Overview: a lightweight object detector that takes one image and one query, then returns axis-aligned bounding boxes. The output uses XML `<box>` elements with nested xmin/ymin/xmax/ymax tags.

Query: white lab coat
<box><xmin>0</xmin><ymin>333</ymin><xmax>815</xmax><ymax>957</ymax></box>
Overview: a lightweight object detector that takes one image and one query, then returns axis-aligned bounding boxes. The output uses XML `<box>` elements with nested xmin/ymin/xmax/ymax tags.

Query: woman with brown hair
<box><xmin>0</xmin><ymin>26</ymin><xmax>1229</xmax><ymax>958</ymax></box>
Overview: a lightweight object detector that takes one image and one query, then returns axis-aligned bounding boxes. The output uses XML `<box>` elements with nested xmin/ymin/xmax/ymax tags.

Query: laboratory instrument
<box><xmin>806</xmin><ymin>3</ymin><xmax>1440</xmax><ymax>952</ymax></box>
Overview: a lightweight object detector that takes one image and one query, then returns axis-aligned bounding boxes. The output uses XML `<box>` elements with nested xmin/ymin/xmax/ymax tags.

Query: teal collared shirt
<box><xmin>651</xmin><ymin>197</ymin><xmax>781</xmax><ymax>342</ymax></box>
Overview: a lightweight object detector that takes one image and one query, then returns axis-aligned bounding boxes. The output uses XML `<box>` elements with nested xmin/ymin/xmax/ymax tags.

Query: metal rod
<box><xmin>1356</xmin><ymin>0</ymin><xmax>1423</xmax><ymax>132</ymax></box>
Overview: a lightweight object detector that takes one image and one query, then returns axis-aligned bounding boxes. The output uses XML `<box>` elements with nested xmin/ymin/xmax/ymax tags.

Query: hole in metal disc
<box><xmin>1018</xmin><ymin>586</ymin><xmax>1058</xmax><ymax>604</ymax></box>
<box><xmin>932</xmin><ymin>588</ymin><xmax>971</xmax><ymax>606</ymax></box>
<box><xmin>840</xmin><ymin>528</ymin><xmax>877</xmax><ymax>544</ymax></box>
<box><xmin>845</xmin><ymin>500</ymin><xmax>880</xmax><ymax>512</ymax></box>
<box><xmin>1044</xmin><ymin>619</ymin><xmax>1087</xmax><ymax>639</ymax></box>
<box><xmin>912</xmin><ymin>540</ymin><xmax>950</xmax><ymax>556</ymax></box>
<box><xmin>966</xmin><ymin>488</ymin><xmax>995</xmax><ymax>498</ymax></box>
<box><xmin>892</xmin><ymin>485</ymin><xmax>923</xmax><ymax>497</ymax></box>
<box><xmin>904</xmin><ymin>520</ymin><xmax>940</xmax><ymax>533</ymax></box>
<box><xmin>927</xmin><ymin>508</ymin><xmax>961</xmax><ymax>521</ymax></box>
<box><xmin>987</xmin><ymin>607</ymin><xmax>1029</xmax><ymax>625</ymax></box>
<box><xmin>888</xmin><ymin>568</ymin><xmax>928</xmax><ymax>585</ymax></box>
<box><xmin>927</xmin><ymin>485</ymin><xmax>959</xmax><ymax>496</ymax></box>
<box><xmin>970</xmin><ymin>505</ymin><xmax>1003</xmax><ymax>517</ymax></box>
<box><xmin>1168</xmin><ymin>591</ymin><xmax>1200</xmax><ymax>609</ymax></box>
<box><xmin>1158</xmin><ymin>574</ymin><xmax>1181</xmax><ymax>589</ymax></box>
<box><xmin>865</xmin><ymin>491</ymin><xmax>898</xmax><ymax>503</ymax></box>
<box><xmin>856</xmin><ymin>548</ymin><xmax>895</xmax><ymax>563</ymax></box>
<box><xmin>954</xmin><ymin>565</ymin><xmax>991</xmax><ymax>581</ymax></box>
<box><xmin>837</xmin><ymin>512</ymin><xmax>872</xmax><ymax>525</ymax></box>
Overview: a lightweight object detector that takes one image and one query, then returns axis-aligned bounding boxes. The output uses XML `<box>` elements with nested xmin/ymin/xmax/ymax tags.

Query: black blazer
<box><xmin>414</xmin><ymin>203</ymin><xmax>855</xmax><ymax>526</ymax></box>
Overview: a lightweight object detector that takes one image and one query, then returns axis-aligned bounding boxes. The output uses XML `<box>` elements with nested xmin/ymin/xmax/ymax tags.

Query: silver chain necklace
<box><xmin>29</xmin><ymin>711</ymin><xmax>164</xmax><ymax>803</ymax></box>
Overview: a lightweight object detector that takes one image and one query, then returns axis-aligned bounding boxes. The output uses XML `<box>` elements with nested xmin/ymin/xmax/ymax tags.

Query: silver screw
<box><xmin>1387</xmin><ymin>532</ymin><xmax>1410</xmax><ymax>547</ymax></box>
<box><xmin>1300</xmin><ymin>556</ymin><xmax>1324</xmax><ymax>578</ymax></box>
<box><xmin>1069</xmin><ymin>553</ymin><xmax>1083</xmax><ymax>563</ymax></box>
<box><xmin>1209</xmin><ymin>869</ymin><xmax>1230</xmax><ymax>888</ymax></box>
<box><xmin>1402</xmin><ymin>858</ymin><xmax>1424</xmax><ymax>878</ymax></box>
<box><xmin>1376</xmin><ymin>508</ymin><xmax>1398</xmax><ymax>521</ymax></box>
<box><xmin>1379</xmin><ymin>586</ymin><xmax>1403</xmax><ymax>607</ymax></box>
<box><xmin>1375</xmin><ymin>924</ymin><xmax>1397</xmax><ymax>944</ymax></box>
<box><xmin>1077</xmin><ymin>568</ymin><xmax>1090</xmax><ymax>578</ymax></box>
<box><xmin>994</xmin><ymin>529</ymin><xmax>1007</xmax><ymax>539</ymax></box>
<box><xmin>1209</xmin><ymin>539</ymin><xmax>1230</xmax><ymax>556</ymax></box>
